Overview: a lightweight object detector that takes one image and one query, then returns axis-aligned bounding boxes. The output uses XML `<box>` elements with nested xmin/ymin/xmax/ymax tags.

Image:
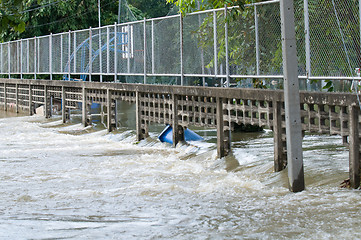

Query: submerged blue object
<box><xmin>158</xmin><ymin>125</ymin><xmax>203</xmax><ymax>144</ymax></box>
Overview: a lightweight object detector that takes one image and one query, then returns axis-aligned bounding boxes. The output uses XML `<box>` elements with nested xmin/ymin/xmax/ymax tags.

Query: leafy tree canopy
<box><xmin>0</xmin><ymin>0</ymin><xmax>174</xmax><ymax>42</ymax></box>
<box><xmin>0</xmin><ymin>0</ymin><xmax>29</xmax><ymax>34</ymax></box>
<box><xmin>166</xmin><ymin>0</ymin><xmax>258</xmax><ymax>15</ymax></box>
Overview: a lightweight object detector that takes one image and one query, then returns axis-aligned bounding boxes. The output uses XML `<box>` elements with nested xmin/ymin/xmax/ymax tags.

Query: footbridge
<box><xmin>0</xmin><ymin>0</ymin><xmax>361</xmax><ymax>192</ymax></box>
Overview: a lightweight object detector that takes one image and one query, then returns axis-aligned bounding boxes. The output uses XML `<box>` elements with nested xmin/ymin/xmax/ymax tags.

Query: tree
<box><xmin>0</xmin><ymin>0</ymin><xmax>27</xmax><ymax>34</ymax></box>
<box><xmin>166</xmin><ymin>0</ymin><xmax>250</xmax><ymax>14</ymax></box>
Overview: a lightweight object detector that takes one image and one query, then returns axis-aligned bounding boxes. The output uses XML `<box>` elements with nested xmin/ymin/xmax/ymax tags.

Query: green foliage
<box><xmin>166</xmin><ymin>0</ymin><xmax>250</xmax><ymax>15</ymax></box>
<box><xmin>0</xmin><ymin>0</ymin><xmax>173</xmax><ymax>42</ymax></box>
<box><xmin>0</xmin><ymin>0</ymin><xmax>28</xmax><ymax>35</ymax></box>
<box><xmin>322</xmin><ymin>80</ymin><xmax>334</xmax><ymax>92</ymax></box>
<box><xmin>128</xmin><ymin>0</ymin><xmax>173</xmax><ymax>18</ymax></box>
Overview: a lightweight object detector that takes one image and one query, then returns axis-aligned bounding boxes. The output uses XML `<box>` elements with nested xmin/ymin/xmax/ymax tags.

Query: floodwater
<box><xmin>0</xmin><ymin>106</ymin><xmax>360</xmax><ymax>239</ymax></box>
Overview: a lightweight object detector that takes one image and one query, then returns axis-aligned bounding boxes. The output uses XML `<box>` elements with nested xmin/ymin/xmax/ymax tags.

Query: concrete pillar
<box><xmin>273</xmin><ymin>101</ymin><xmax>287</xmax><ymax>171</ymax></box>
<box><xmin>62</xmin><ymin>86</ymin><xmax>66</xmax><ymax>123</ymax></box>
<box><xmin>280</xmin><ymin>0</ymin><xmax>305</xmax><ymax>192</ymax></box>
<box><xmin>44</xmin><ymin>85</ymin><xmax>51</xmax><ymax>118</ymax></box>
<box><xmin>216</xmin><ymin>97</ymin><xmax>226</xmax><ymax>158</ymax></box>
<box><xmin>136</xmin><ymin>91</ymin><xmax>144</xmax><ymax>141</ymax></box>
<box><xmin>82</xmin><ymin>87</ymin><xmax>88</xmax><ymax>127</ymax></box>
<box><xmin>349</xmin><ymin>105</ymin><xmax>360</xmax><ymax>189</ymax></box>
<box><xmin>15</xmin><ymin>83</ymin><xmax>18</xmax><ymax>113</ymax></box>
<box><xmin>3</xmin><ymin>83</ymin><xmax>6</xmax><ymax>111</ymax></box>
<box><xmin>29</xmin><ymin>84</ymin><xmax>33</xmax><ymax>115</ymax></box>
<box><xmin>107</xmin><ymin>89</ymin><xmax>113</xmax><ymax>132</ymax></box>
<box><xmin>172</xmin><ymin>94</ymin><xmax>184</xmax><ymax>147</ymax></box>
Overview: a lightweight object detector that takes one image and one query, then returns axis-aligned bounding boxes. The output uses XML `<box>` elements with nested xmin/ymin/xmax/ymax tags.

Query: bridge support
<box><xmin>349</xmin><ymin>105</ymin><xmax>360</xmax><ymax>189</ymax></box>
<box><xmin>4</xmin><ymin>83</ymin><xmax>7</xmax><ymax>111</ymax></box>
<box><xmin>15</xmin><ymin>84</ymin><xmax>19</xmax><ymax>113</ymax></box>
<box><xmin>82</xmin><ymin>87</ymin><xmax>88</xmax><ymax>127</ymax></box>
<box><xmin>273</xmin><ymin>101</ymin><xmax>287</xmax><ymax>171</ymax></box>
<box><xmin>29</xmin><ymin>84</ymin><xmax>33</xmax><ymax>115</ymax></box>
<box><xmin>106</xmin><ymin>89</ymin><xmax>116</xmax><ymax>132</ymax></box>
<box><xmin>217</xmin><ymin>97</ymin><xmax>231</xmax><ymax>158</ymax></box>
<box><xmin>44</xmin><ymin>86</ymin><xmax>51</xmax><ymax>118</ymax></box>
<box><xmin>172</xmin><ymin>94</ymin><xmax>184</xmax><ymax>147</ymax></box>
<box><xmin>61</xmin><ymin>86</ymin><xmax>70</xmax><ymax>123</ymax></box>
<box><xmin>136</xmin><ymin>91</ymin><xmax>148</xmax><ymax>141</ymax></box>
<box><xmin>280</xmin><ymin>0</ymin><xmax>305</xmax><ymax>192</ymax></box>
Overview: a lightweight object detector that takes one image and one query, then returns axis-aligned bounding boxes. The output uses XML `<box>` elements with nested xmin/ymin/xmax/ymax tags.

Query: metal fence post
<box><xmin>127</xmin><ymin>24</ymin><xmax>131</xmax><ymax>75</ymax></box>
<box><xmin>180</xmin><ymin>14</ymin><xmax>184</xmax><ymax>86</ymax></box>
<box><xmin>34</xmin><ymin>37</ymin><xmax>37</xmax><ymax>79</ymax></box>
<box><xmin>144</xmin><ymin>18</ymin><xmax>147</xmax><ymax>84</ymax></box>
<box><xmin>0</xmin><ymin>44</ymin><xmax>3</xmax><ymax>74</ymax></box>
<box><xmin>68</xmin><ymin>31</ymin><xmax>71</xmax><ymax>81</ymax></box>
<box><xmin>304</xmin><ymin>0</ymin><xmax>311</xmax><ymax>88</ymax></box>
<box><xmin>37</xmin><ymin>37</ymin><xmax>40</xmax><ymax>76</ymax></box>
<box><xmin>280</xmin><ymin>0</ymin><xmax>304</xmax><ymax>192</ymax></box>
<box><xmin>20</xmin><ymin>40</ymin><xmax>23</xmax><ymax>79</ymax></box>
<box><xmin>224</xmin><ymin>5</ymin><xmax>230</xmax><ymax>88</ymax></box>
<box><xmin>151</xmin><ymin>19</ymin><xmax>155</xmax><ymax>75</ymax></box>
<box><xmin>50</xmin><ymin>33</ymin><xmax>53</xmax><ymax>80</ymax></box>
<box><xmin>27</xmin><ymin>39</ymin><xmax>29</xmax><ymax>73</ymax></box>
<box><xmin>254</xmin><ymin>5</ymin><xmax>260</xmax><ymax>75</ymax></box>
<box><xmin>99</xmin><ymin>27</ymin><xmax>103</xmax><ymax>82</ymax></box>
<box><xmin>8</xmin><ymin>42</ymin><xmax>10</xmax><ymax>79</ymax></box>
<box><xmin>107</xmin><ymin>26</ymin><xmax>110</xmax><ymax>74</ymax></box>
<box><xmin>60</xmin><ymin>34</ymin><xmax>63</xmax><ymax>74</ymax></box>
<box><xmin>73</xmin><ymin>32</ymin><xmax>76</xmax><ymax>74</ymax></box>
<box><xmin>114</xmin><ymin>23</ymin><xmax>118</xmax><ymax>82</ymax></box>
<box><xmin>89</xmin><ymin>27</ymin><xmax>92</xmax><ymax>82</ymax></box>
<box><xmin>213</xmin><ymin>10</ymin><xmax>218</xmax><ymax>78</ymax></box>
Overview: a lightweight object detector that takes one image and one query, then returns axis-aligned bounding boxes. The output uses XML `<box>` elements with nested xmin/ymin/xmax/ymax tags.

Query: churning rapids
<box><xmin>0</xmin><ymin>109</ymin><xmax>361</xmax><ymax>239</ymax></box>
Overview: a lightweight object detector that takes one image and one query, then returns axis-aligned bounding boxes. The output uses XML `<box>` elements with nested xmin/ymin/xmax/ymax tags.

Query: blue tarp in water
<box><xmin>158</xmin><ymin>125</ymin><xmax>203</xmax><ymax>144</ymax></box>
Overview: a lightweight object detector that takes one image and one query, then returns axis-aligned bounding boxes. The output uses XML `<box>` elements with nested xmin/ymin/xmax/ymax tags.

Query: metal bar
<box><xmin>304</xmin><ymin>0</ymin><xmax>311</xmax><ymax>81</ymax></box>
<box><xmin>224</xmin><ymin>5</ymin><xmax>230</xmax><ymax>88</ymax></box>
<box><xmin>68</xmin><ymin>31</ymin><xmax>71</xmax><ymax>80</ymax></box>
<box><xmin>99</xmin><ymin>28</ymin><xmax>103</xmax><ymax>82</ymax></box>
<box><xmin>114</xmin><ymin>23</ymin><xmax>118</xmax><ymax>82</ymax></box>
<box><xmin>213</xmin><ymin>10</ymin><xmax>218</xmax><ymax>77</ymax></box>
<box><xmin>8</xmin><ymin>42</ymin><xmax>10</xmax><ymax>78</ymax></box>
<box><xmin>180</xmin><ymin>15</ymin><xmax>184</xmax><ymax>86</ymax></box>
<box><xmin>0</xmin><ymin>44</ymin><xmax>3</xmax><ymax>74</ymax></box>
<box><xmin>20</xmin><ymin>40</ymin><xmax>23</xmax><ymax>79</ymax></box>
<box><xmin>34</xmin><ymin>37</ymin><xmax>37</xmax><ymax>79</ymax></box>
<box><xmin>254</xmin><ymin>5</ymin><xmax>260</xmax><ymax>75</ymax></box>
<box><xmin>127</xmin><ymin>24</ymin><xmax>131</xmax><ymax>74</ymax></box>
<box><xmin>196</xmin><ymin>1</ymin><xmax>206</xmax><ymax>86</ymax></box>
<box><xmin>280</xmin><ymin>0</ymin><xmax>304</xmax><ymax>192</ymax></box>
<box><xmin>73</xmin><ymin>32</ymin><xmax>76</xmax><ymax>74</ymax></box>
<box><xmin>89</xmin><ymin>27</ymin><xmax>92</xmax><ymax>82</ymax></box>
<box><xmin>151</xmin><ymin>20</ymin><xmax>155</xmax><ymax>74</ymax></box>
<box><xmin>144</xmin><ymin>18</ymin><xmax>147</xmax><ymax>84</ymax></box>
<box><xmin>60</xmin><ymin>34</ymin><xmax>63</xmax><ymax>74</ymax></box>
<box><xmin>27</xmin><ymin>40</ymin><xmax>29</xmax><ymax>73</ymax></box>
<box><xmin>49</xmin><ymin>33</ymin><xmax>53</xmax><ymax>80</ymax></box>
<box><xmin>37</xmin><ymin>37</ymin><xmax>40</xmax><ymax>75</ymax></box>
<box><xmin>107</xmin><ymin>26</ymin><xmax>110</xmax><ymax>74</ymax></box>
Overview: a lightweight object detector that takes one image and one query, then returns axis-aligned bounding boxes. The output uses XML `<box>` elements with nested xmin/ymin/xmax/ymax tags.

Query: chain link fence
<box><xmin>0</xmin><ymin>0</ymin><xmax>360</xmax><ymax>89</ymax></box>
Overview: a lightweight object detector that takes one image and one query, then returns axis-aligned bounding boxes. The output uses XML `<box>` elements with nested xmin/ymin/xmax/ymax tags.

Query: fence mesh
<box><xmin>1</xmin><ymin>0</ymin><xmax>360</xmax><ymax>88</ymax></box>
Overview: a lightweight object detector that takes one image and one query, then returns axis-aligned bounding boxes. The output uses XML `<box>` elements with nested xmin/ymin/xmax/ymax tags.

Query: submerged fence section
<box><xmin>0</xmin><ymin>0</ymin><xmax>360</xmax><ymax>86</ymax></box>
